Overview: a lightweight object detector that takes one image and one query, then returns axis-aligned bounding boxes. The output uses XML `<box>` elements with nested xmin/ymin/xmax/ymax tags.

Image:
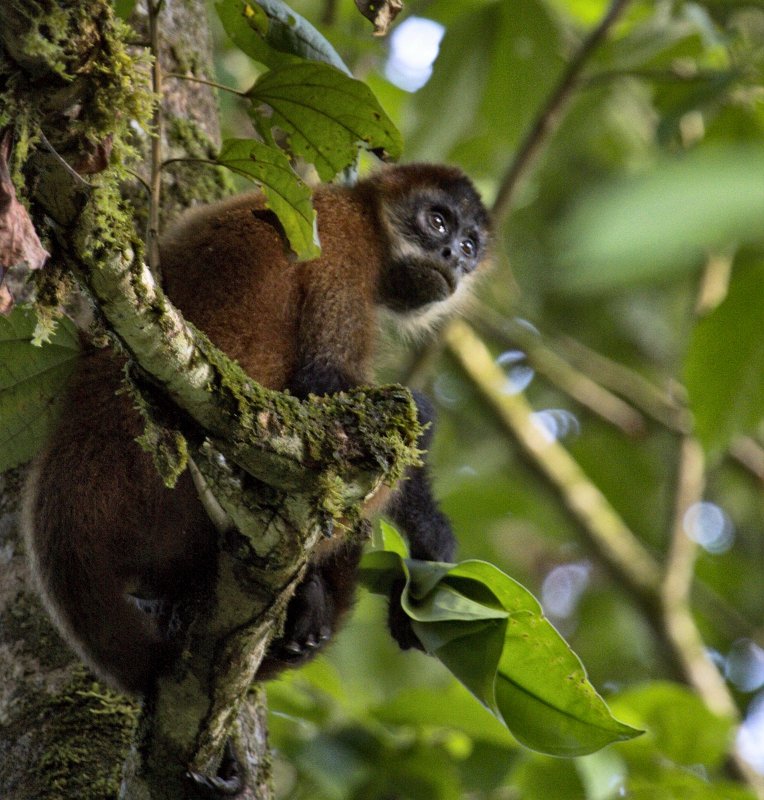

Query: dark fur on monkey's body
<box><xmin>22</xmin><ymin>163</ymin><xmax>491</xmax><ymax>698</ymax></box>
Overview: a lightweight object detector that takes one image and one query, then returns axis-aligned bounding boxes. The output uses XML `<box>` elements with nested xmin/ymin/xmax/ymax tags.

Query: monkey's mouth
<box><xmin>430</xmin><ymin>265</ymin><xmax>456</xmax><ymax>295</ymax></box>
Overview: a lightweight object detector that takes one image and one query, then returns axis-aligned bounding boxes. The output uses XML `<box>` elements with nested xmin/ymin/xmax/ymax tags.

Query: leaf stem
<box><xmin>165</xmin><ymin>72</ymin><xmax>247</xmax><ymax>97</ymax></box>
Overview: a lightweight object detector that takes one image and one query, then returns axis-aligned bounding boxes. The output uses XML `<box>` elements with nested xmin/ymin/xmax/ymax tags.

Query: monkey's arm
<box><xmin>384</xmin><ymin>391</ymin><xmax>457</xmax><ymax>651</ymax></box>
<box><xmin>386</xmin><ymin>391</ymin><xmax>456</xmax><ymax>562</ymax></box>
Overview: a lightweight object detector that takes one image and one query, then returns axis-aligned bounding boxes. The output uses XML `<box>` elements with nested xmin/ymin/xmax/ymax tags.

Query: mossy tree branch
<box><xmin>1</xmin><ymin>1</ymin><xmax>421</xmax><ymax>797</ymax></box>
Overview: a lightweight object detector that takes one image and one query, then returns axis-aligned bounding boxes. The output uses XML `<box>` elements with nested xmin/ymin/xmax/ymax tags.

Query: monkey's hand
<box><xmin>256</xmin><ymin>570</ymin><xmax>333</xmax><ymax>679</ymax></box>
<box><xmin>274</xmin><ymin>571</ymin><xmax>334</xmax><ymax>661</ymax></box>
<box><xmin>387</xmin><ymin>578</ymin><xmax>425</xmax><ymax>652</ymax></box>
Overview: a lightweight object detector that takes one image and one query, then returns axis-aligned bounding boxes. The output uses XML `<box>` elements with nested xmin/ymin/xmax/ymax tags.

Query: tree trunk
<box><xmin>0</xmin><ymin>1</ymin><xmax>271</xmax><ymax>796</ymax></box>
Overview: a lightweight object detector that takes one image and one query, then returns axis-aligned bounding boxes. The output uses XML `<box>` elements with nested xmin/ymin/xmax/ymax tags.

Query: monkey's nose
<box><xmin>441</xmin><ymin>246</ymin><xmax>452</xmax><ymax>259</ymax></box>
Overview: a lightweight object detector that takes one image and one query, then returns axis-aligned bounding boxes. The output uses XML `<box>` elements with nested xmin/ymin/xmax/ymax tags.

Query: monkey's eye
<box><xmin>460</xmin><ymin>238</ymin><xmax>477</xmax><ymax>258</ymax></box>
<box><xmin>427</xmin><ymin>211</ymin><xmax>448</xmax><ymax>234</ymax></box>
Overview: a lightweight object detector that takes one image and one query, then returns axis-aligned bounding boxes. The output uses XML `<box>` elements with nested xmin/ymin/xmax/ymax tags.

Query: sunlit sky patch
<box><xmin>385</xmin><ymin>16</ymin><xmax>445</xmax><ymax>92</ymax></box>
<box><xmin>683</xmin><ymin>501</ymin><xmax>735</xmax><ymax>554</ymax></box>
<box><xmin>738</xmin><ymin>691</ymin><xmax>764</xmax><ymax>773</ymax></box>
<box><xmin>497</xmin><ymin>349</ymin><xmax>535</xmax><ymax>394</ymax></box>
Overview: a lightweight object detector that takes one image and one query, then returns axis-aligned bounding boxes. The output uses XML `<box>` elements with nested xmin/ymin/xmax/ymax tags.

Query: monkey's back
<box><xmin>159</xmin><ymin>194</ymin><xmax>302</xmax><ymax>389</ymax></box>
<box><xmin>159</xmin><ymin>186</ymin><xmax>382</xmax><ymax>391</ymax></box>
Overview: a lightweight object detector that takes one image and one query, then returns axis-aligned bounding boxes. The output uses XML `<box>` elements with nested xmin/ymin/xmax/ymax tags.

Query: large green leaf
<box><xmin>360</xmin><ymin>522</ymin><xmax>641</xmax><ymax>757</ymax></box>
<box><xmin>555</xmin><ymin>147</ymin><xmax>764</xmax><ymax>293</ymax></box>
<box><xmin>216</xmin><ymin>138</ymin><xmax>320</xmax><ymax>260</ymax></box>
<box><xmin>685</xmin><ymin>254</ymin><xmax>764</xmax><ymax>456</ymax></box>
<box><xmin>215</xmin><ymin>0</ymin><xmax>350</xmax><ymax>73</ymax></box>
<box><xmin>247</xmin><ymin>62</ymin><xmax>403</xmax><ymax>181</ymax></box>
<box><xmin>0</xmin><ymin>309</ymin><xmax>80</xmax><ymax>472</ymax></box>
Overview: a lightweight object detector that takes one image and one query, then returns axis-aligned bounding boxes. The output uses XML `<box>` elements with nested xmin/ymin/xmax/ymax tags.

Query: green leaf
<box><xmin>113</xmin><ymin>0</ymin><xmax>137</xmax><ymax>19</ymax></box>
<box><xmin>216</xmin><ymin>138</ymin><xmax>320</xmax><ymax>260</ymax></box>
<box><xmin>556</xmin><ymin>147</ymin><xmax>764</xmax><ymax>293</ymax></box>
<box><xmin>372</xmin><ymin>682</ymin><xmax>516</xmax><ymax>746</ymax></box>
<box><xmin>685</xmin><ymin>255</ymin><xmax>764</xmax><ymax>456</ymax></box>
<box><xmin>247</xmin><ymin>62</ymin><xmax>403</xmax><ymax>181</ymax></box>
<box><xmin>0</xmin><ymin>309</ymin><xmax>80</xmax><ymax>472</ymax></box>
<box><xmin>360</xmin><ymin>525</ymin><xmax>641</xmax><ymax>756</ymax></box>
<box><xmin>215</xmin><ymin>0</ymin><xmax>350</xmax><ymax>73</ymax></box>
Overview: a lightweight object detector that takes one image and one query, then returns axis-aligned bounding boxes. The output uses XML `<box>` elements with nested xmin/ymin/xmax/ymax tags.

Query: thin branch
<box><xmin>160</xmin><ymin>156</ymin><xmax>220</xmax><ymax>171</ymax></box>
<box><xmin>661</xmin><ymin>438</ymin><xmax>731</xmax><ymax>711</ymax></box>
<box><xmin>444</xmin><ymin>319</ymin><xmax>662</xmax><ymax>605</ymax></box>
<box><xmin>585</xmin><ymin>66</ymin><xmax>740</xmax><ymax>87</ymax></box>
<box><xmin>469</xmin><ymin>305</ymin><xmax>647</xmax><ymax>436</ymax></box>
<box><xmin>555</xmin><ymin>335</ymin><xmax>692</xmax><ymax>433</ymax></box>
<box><xmin>165</xmin><ymin>72</ymin><xmax>247</xmax><ymax>97</ymax></box>
<box><xmin>730</xmin><ymin>436</ymin><xmax>764</xmax><ymax>483</ymax></box>
<box><xmin>491</xmin><ymin>0</ymin><xmax>633</xmax><ymax>223</ymax></box>
<box><xmin>147</xmin><ymin>0</ymin><xmax>163</xmax><ymax>275</ymax></box>
<box><xmin>661</xmin><ymin>438</ymin><xmax>764</xmax><ymax>798</ymax></box>
<box><xmin>38</xmin><ymin>131</ymin><xmax>92</xmax><ymax>189</ymax></box>
<box><xmin>322</xmin><ymin>0</ymin><xmax>339</xmax><ymax>25</ymax></box>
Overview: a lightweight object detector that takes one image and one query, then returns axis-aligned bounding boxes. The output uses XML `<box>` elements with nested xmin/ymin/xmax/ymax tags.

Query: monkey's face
<box><xmin>377</xmin><ymin>172</ymin><xmax>490</xmax><ymax>319</ymax></box>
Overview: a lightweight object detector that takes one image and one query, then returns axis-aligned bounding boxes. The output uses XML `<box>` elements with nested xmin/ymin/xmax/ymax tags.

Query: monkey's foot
<box><xmin>185</xmin><ymin>740</ymin><xmax>242</xmax><ymax>798</ymax></box>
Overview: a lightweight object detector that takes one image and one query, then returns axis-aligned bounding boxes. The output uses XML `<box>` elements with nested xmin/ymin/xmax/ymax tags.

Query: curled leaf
<box><xmin>361</xmin><ymin>522</ymin><xmax>642</xmax><ymax>756</ymax></box>
<box><xmin>216</xmin><ymin>0</ymin><xmax>350</xmax><ymax>73</ymax></box>
<box><xmin>216</xmin><ymin>138</ymin><xmax>319</xmax><ymax>260</ymax></box>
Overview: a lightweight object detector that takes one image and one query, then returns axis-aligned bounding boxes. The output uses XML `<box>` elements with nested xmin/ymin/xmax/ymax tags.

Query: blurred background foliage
<box><xmin>209</xmin><ymin>1</ymin><xmax>764</xmax><ymax>797</ymax></box>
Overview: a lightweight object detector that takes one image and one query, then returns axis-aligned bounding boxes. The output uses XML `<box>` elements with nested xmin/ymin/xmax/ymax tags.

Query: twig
<box><xmin>661</xmin><ymin>438</ymin><xmax>731</xmax><ymax>712</ymax></box>
<box><xmin>555</xmin><ymin>336</ymin><xmax>692</xmax><ymax>433</ymax></box>
<box><xmin>585</xmin><ymin>67</ymin><xmax>740</xmax><ymax>87</ymax></box>
<box><xmin>729</xmin><ymin>436</ymin><xmax>764</xmax><ymax>483</ymax></box>
<box><xmin>322</xmin><ymin>0</ymin><xmax>339</xmax><ymax>26</ymax></box>
<box><xmin>661</xmin><ymin>438</ymin><xmax>764</xmax><ymax>797</ymax></box>
<box><xmin>160</xmin><ymin>156</ymin><xmax>220</xmax><ymax>172</ymax></box>
<box><xmin>444</xmin><ymin>319</ymin><xmax>662</xmax><ymax>604</ymax></box>
<box><xmin>469</xmin><ymin>305</ymin><xmax>647</xmax><ymax>436</ymax></box>
<box><xmin>165</xmin><ymin>72</ymin><xmax>247</xmax><ymax>97</ymax></box>
<box><xmin>147</xmin><ymin>0</ymin><xmax>163</xmax><ymax>275</ymax></box>
<box><xmin>37</xmin><ymin>131</ymin><xmax>92</xmax><ymax>189</ymax></box>
<box><xmin>695</xmin><ymin>252</ymin><xmax>733</xmax><ymax>315</ymax></box>
<box><xmin>491</xmin><ymin>0</ymin><xmax>634</xmax><ymax>223</ymax></box>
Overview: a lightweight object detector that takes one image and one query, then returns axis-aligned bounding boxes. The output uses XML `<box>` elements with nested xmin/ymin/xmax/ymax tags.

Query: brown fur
<box><xmin>22</xmin><ymin>165</ymin><xmax>490</xmax><ymax>693</ymax></box>
<box><xmin>160</xmin><ymin>184</ymin><xmax>383</xmax><ymax>388</ymax></box>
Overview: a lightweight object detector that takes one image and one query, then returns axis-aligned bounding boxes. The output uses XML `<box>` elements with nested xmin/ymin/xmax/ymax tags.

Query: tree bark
<box><xmin>0</xmin><ymin>2</ymin><xmax>418</xmax><ymax>797</ymax></box>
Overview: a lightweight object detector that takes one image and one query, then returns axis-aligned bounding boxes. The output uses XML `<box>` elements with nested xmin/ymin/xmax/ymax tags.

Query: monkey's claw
<box><xmin>185</xmin><ymin>740</ymin><xmax>242</xmax><ymax>798</ymax></box>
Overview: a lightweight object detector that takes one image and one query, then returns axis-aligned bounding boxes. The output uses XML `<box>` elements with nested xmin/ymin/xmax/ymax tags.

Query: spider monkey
<box><xmin>22</xmin><ymin>163</ymin><xmax>490</xmax><ymax>778</ymax></box>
